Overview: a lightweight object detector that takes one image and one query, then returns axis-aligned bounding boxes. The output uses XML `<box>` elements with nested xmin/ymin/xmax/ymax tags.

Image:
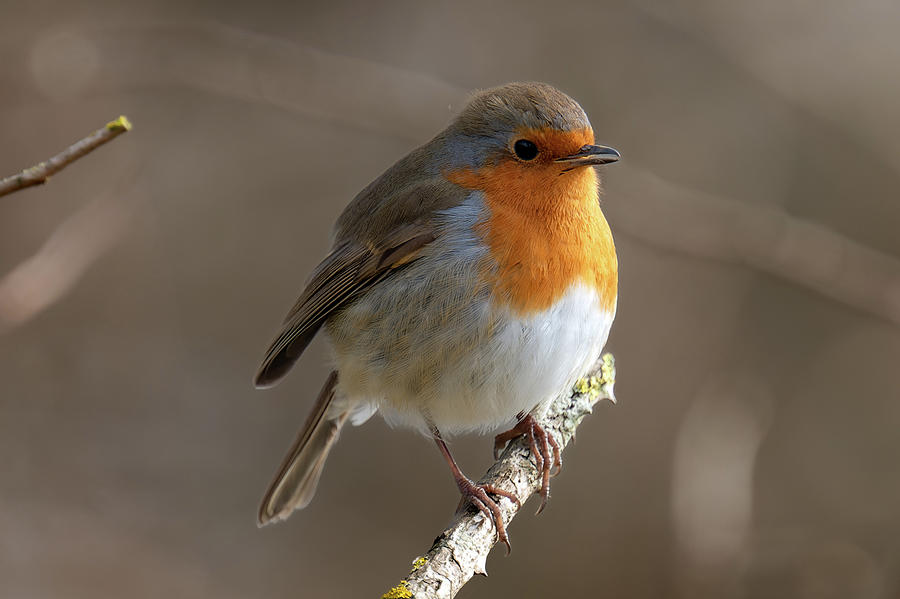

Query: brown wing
<box><xmin>253</xmin><ymin>222</ymin><xmax>435</xmax><ymax>388</ymax></box>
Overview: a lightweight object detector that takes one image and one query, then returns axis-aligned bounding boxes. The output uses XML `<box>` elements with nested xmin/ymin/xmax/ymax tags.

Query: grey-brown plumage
<box><xmin>254</xmin><ymin>223</ymin><xmax>437</xmax><ymax>388</ymax></box>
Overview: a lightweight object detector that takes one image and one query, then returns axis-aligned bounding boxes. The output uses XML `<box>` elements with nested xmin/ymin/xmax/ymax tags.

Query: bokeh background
<box><xmin>2</xmin><ymin>1</ymin><xmax>899</xmax><ymax>597</ymax></box>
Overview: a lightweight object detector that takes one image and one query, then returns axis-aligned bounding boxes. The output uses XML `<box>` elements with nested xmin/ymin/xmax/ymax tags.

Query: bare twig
<box><xmin>0</xmin><ymin>116</ymin><xmax>131</xmax><ymax>198</ymax></box>
<box><xmin>381</xmin><ymin>355</ymin><xmax>616</xmax><ymax>599</ymax></box>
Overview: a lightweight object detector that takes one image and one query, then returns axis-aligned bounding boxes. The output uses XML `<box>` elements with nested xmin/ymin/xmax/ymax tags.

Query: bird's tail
<box><xmin>258</xmin><ymin>371</ymin><xmax>347</xmax><ymax>526</ymax></box>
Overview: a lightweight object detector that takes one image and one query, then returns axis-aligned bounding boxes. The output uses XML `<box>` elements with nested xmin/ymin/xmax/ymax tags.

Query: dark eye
<box><xmin>513</xmin><ymin>139</ymin><xmax>539</xmax><ymax>161</ymax></box>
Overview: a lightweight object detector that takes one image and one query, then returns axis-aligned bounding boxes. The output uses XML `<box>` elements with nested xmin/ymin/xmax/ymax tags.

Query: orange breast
<box><xmin>446</xmin><ymin>147</ymin><xmax>617</xmax><ymax>316</ymax></box>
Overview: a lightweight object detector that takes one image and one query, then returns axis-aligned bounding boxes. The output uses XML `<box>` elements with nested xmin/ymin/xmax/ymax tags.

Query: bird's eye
<box><xmin>513</xmin><ymin>139</ymin><xmax>539</xmax><ymax>161</ymax></box>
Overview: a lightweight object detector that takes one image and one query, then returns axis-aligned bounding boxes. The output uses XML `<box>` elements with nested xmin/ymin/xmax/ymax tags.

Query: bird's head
<box><xmin>444</xmin><ymin>82</ymin><xmax>619</xmax><ymax>175</ymax></box>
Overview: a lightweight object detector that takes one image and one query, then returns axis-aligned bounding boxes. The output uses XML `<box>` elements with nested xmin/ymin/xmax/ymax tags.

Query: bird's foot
<box><xmin>454</xmin><ymin>475</ymin><xmax>520</xmax><ymax>554</ymax></box>
<box><xmin>493</xmin><ymin>414</ymin><xmax>561</xmax><ymax>514</ymax></box>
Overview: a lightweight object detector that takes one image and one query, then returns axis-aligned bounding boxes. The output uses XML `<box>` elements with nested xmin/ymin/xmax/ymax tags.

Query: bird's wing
<box><xmin>253</xmin><ymin>220</ymin><xmax>437</xmax><ymax>388</ymax></box>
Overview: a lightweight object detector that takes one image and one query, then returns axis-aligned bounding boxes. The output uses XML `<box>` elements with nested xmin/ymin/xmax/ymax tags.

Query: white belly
<box><xmin>328</xmin><ymin>285</ymin><xmax>613</xmax><ymax>436</ymax></box>
<box><xmin>410</xmin><ymin>282</ymin><xmax>614</xmax><ymax>434</ymax></box>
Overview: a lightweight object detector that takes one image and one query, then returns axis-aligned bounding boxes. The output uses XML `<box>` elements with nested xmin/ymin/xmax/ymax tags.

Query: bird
<box><xmin>254</xmin><ymin>82</ymin><xmax>619</xmax><ymax>550</ymax></box>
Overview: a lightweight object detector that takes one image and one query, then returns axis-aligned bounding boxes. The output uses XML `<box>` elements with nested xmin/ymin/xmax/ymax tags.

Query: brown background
<box><xmin>1</xmin><ymin>1</ymin><xmax>898</xmax><ymax>597</ymax></box>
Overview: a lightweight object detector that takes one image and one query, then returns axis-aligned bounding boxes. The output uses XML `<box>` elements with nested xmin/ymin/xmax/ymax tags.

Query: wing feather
<box><xmin>254</xmin><ymin>226</ymin><xmax>436</xmax><ymax>387</ymax></box>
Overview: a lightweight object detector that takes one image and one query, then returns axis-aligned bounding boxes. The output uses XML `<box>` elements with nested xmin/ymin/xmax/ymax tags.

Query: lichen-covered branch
<box><xmin>382</xmin><ymin>354</ymin><xmax>617</xmax><ymax>599</ymax></box>
<box><xmin>0</xmin><ymin>116</ymin><xmax>132</xmax><ymax>198</ymax></box>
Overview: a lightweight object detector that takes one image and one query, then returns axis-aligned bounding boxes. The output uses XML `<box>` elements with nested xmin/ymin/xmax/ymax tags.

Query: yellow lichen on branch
<box><xmin>381</xmin><ymin>580</ymin><xmax>413</xmax><ymax>599</ymax></box>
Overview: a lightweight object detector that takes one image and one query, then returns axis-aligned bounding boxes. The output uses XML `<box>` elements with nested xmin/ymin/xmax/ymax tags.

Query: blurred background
<box><xmin>1</xmin><ymin>1</ymin><xmax>899</xmax><ymax>597</ymax></box>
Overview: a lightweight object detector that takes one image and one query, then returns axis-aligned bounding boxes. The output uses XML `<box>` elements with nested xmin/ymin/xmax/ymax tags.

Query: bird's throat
<box><xmin>446</xmin><ymin>164</ymin><xmax>618</xmax><ymax>316</ymax></box>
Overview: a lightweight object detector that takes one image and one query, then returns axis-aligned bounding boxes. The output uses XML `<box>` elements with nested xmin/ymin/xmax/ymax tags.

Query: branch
<box><xmin>0</xmin><ymin>116</ymin><xmax>132</xmax><ymax>198</ymax></box>
<box><xmin>381</xmin><ymin>354</ymin><xmax>617</xmax><ymax>599</ymax></box>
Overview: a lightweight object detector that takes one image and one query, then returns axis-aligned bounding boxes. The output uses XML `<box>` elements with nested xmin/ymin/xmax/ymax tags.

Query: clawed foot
<box><xmin>455</xmin><ymin>476</ymin><xmax>520</xmax><ymax>554</ymax></box>
<box><xmin>433</xmin><ymin>433</ymin><xmax>521</xmax><ymax>553</ymax></box>
<box><xmin>493</xmin><ymin>414</ymin><xmax>561</xmax><ymax>514</ymax></box>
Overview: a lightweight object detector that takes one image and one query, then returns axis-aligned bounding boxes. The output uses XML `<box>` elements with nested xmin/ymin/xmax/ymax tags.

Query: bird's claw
<box><xmin>493</xmin><ymin>414</ymin><xmax>561</xmax><ymax>514</ymax></box>
<box><xmin>455</xmin><ymin>477</ymin><xmax>519</xmax><ymax>554</ymax></box>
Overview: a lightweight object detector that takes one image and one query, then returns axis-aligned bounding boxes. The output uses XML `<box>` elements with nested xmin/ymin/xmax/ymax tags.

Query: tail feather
<box><xmin>258</xmin><ymin>371</ymin><xmax>346</xmax><ymax>525</ymax></box>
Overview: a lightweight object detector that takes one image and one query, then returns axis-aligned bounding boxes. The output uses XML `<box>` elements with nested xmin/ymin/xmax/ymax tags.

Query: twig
<box><xmin>0</xmin><ymin>116</ymin><xmax>132</xmax><ymax>198</ymax></box>
<box><xmin>381</xmin><ymin>354</ymin><xmax>617</xmax><ymax>599</ymax></box>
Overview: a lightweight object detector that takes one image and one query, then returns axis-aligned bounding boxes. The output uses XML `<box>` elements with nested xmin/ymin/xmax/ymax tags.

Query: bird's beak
<box><xmin>556</xmin><ymin>144</ymin><xmax>620</xmax><ymax>171</ymax></box>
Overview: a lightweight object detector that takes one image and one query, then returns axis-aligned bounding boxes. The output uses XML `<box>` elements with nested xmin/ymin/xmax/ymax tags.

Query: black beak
<box><xmin>556</xmin><ymin>145</ymin><xmax>620</xmax><ymax>171</ymax></box>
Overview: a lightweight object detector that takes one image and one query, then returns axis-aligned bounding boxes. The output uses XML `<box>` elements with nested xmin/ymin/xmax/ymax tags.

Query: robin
<box><xmin>254</xmin><ymin>82</ymin><xmax>619</xmax><ymax>550</ymax></box>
